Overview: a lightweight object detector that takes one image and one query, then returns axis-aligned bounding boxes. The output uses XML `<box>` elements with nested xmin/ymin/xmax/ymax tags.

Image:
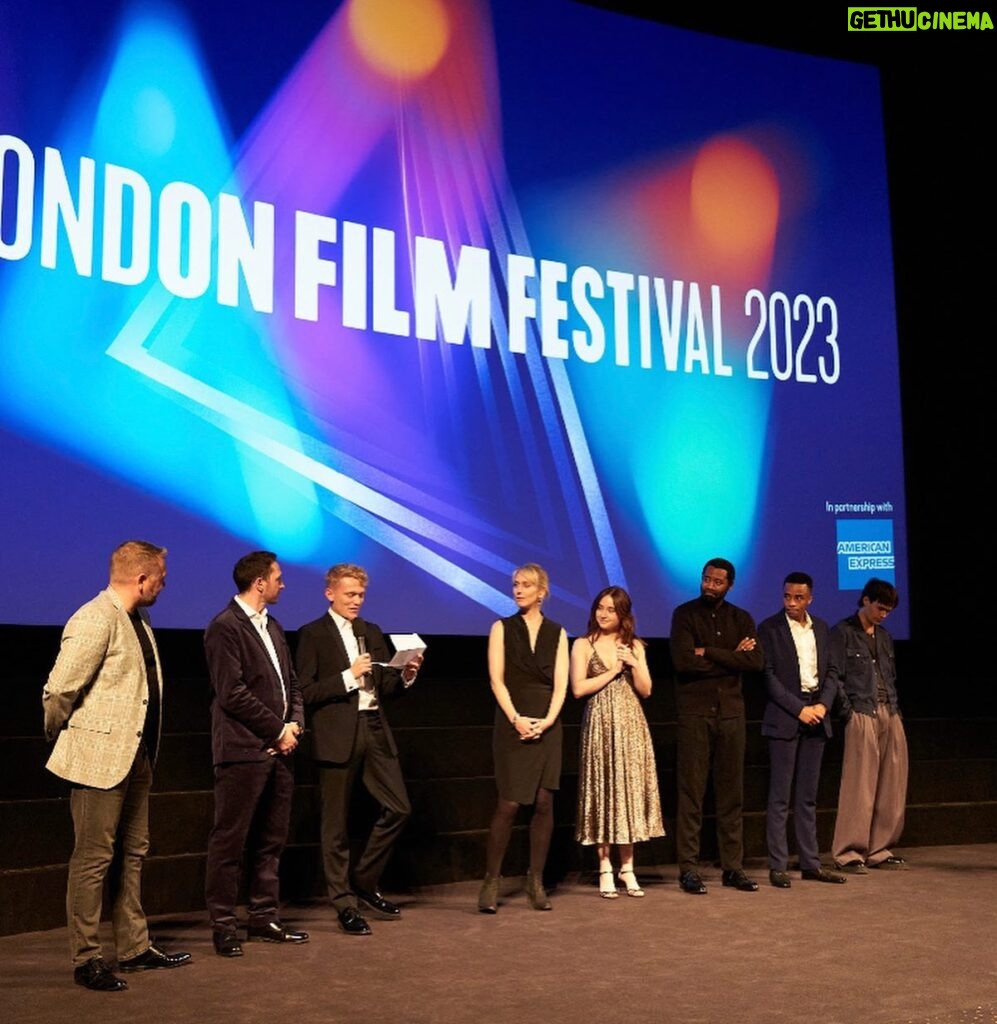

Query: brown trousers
<box><xmin>832</xmin><ymin>704</ymin><xmax>908</xmax><ymax>866</ymax></box>
<box><xmin>67</xmin><ymin>751</ymin><xmax>151</xmax><ymax>965</ymax></box>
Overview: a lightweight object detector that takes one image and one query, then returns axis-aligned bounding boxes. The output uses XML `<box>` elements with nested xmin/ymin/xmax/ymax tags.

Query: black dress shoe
<box><xmin>769</xmin><ymin>869</ymin><xmax>792</xmax><ymax>888</ymax></box>
<box><xmin>247</xmin><ymin>921</ymin><xmax>309</xmax><ymax>943</ymax></box>
<box><xmin>119</xmin><ymin>943</ymin><xmax>192</xmax><ymax>971</ymax></box>
<box><xmin>74</xmin><ymin>957</ymin><xmax>128</xmax><ymax>991</ymax></box>
<box><xmin>212</xmin><ymin>931</ymin><xmax>244</xmax><ymax>958</ymax></box>
<box><xmin>721</xmin><ymin>869</ymin><xmax>759</xmax><ymax>892</ymax></box>
<box><xmin>801</xmin><ymin>867</ymin><xmax>847</xmax><ymax>884</ymax></box>
<box><xmin>354</xmin><ymin>887</ymin><xmax>401</xmax><ymax>918</ymax></box>
<box><xmin>869</xmin><ymin>855</ymin><xmax>908</xmax><ymax>870</ymax></box>
<box><xmin>337</xmin><ymin>907</ymin><xmax>371</xmax><ymax>935</ymax></box>
<box><xmin>678</xmin><ymin>870</ymin><xmax>707</xmax><ymax>894</ymax></box>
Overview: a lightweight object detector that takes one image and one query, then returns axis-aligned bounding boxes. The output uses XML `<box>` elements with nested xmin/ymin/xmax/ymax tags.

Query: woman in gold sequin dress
<box><xmin>572</xmin><ymin>586</ymin><xmax>664</xmax><ymax>898</ymax></box>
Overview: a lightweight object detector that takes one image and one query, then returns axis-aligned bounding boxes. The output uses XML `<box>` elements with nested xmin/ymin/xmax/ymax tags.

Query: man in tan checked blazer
<box><xmin>43</xmin><ymin>540</ymin><xmax>190</xmax><ymax>991</ymax></box>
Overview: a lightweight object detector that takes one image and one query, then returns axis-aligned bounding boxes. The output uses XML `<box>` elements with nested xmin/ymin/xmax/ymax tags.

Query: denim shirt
<box><xmin>827</xmin><ymin>614</ymin><xmax>899</xmax><ymax>717</ymax></box>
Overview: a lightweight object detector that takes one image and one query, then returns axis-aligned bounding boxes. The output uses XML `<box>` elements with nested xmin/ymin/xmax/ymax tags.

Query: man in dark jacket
<box><xmin>204</xmin><ymin>551</ymin><xmax>307</xmax><ymax>957</ymax></box>
<box><xmin>829</xmin><ymin>578</ymin><xmax>908</xmax><ymax>873</ymax></box>
<box><xmin>670</xmin><ymin>557</ymin><xmax>764</xmax><ymax>895</ymax></box>
<box><xmin>296</xmin><ymin>563</ymin><xmax>422</xmax><ymax>935</ymax></box>
<box><xmin>758</xmin><ymin>572</ymin><xmax>845</xmax><ymax>887</ymax></box>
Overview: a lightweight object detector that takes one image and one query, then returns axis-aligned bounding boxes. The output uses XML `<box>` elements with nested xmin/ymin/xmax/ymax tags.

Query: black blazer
<box><xmin>757</xmin><ymin>611</ymin><xmax>835</xmax><ymax>740</ymax></box>
<box><xmin>296</xmin><ymin>613</ymin><xmax>405</xmax><ymax>763</ymax></box>
<box><xmin>204</xmin><ymin>600</ymin><xmax>303</xmax><ymax>765</ymax></box>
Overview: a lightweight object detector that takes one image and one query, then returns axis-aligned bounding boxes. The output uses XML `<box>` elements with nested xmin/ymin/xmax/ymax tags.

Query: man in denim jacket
<box><xmin>828</xmin><ymin>578</ymin><xmax>909</xmax><ymax>872</ymax></box>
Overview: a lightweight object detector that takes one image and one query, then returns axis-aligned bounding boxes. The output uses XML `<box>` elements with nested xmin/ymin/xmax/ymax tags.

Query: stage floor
<box><xmin>3</xmin><ymin>844</ymin><xmax>995</xmax><ymax>1024</ymax></box>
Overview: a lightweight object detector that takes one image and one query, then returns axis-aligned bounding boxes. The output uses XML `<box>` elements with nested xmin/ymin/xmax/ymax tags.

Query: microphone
<box><xmin>352</xmin><ymin>619</ymin><xmax>367</xmax><ymax>656</ymax></box>
<box><xmin>352</xmin><ymin>620</ymin><xmax>371</xmax><ymax>690</ymax></box>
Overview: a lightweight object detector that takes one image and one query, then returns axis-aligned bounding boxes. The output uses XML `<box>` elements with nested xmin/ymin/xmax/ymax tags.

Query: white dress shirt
<box><xmin>329</xmin><ymin>608</ymin><xmax>378</xmax><ymax>711</ymax></box>
<box><xmin>235</xmin><ymin>595</ymin><xmax>288</xmax><ymax>716</ymax></box>
<box><xmin>787</xmin><ymin>612</ymin><xmax>819</xmax><ymax>693</ymax></box>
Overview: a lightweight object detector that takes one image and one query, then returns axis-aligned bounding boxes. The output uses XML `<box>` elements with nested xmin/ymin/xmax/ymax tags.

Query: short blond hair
<box><xmin>513</xmin><ymin>562</ymin><xmax>549</xmax><ymax>601</ymax></box>
<box><xmin>325</xmin><ymin>563</ymin><xmax>369</xmax><ymax>588</ymax></box>
<box><xmin>110</xmin><ymin>540</ymin><xmax>167</xmax><ymax>582</ymax></box>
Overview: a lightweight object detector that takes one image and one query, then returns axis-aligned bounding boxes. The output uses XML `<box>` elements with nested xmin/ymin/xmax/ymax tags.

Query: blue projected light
<box><xmin>0</xmin><ymin>0</ymin><xmax>908</xmax><ymax>636</ymax></box>
<box><xmin>632</xmin><ymin>377</ymin><xmax>771</xmax><ymax>596</ymax></box>
<box><xmin>2</xmin><ymin>6</ymin><xmax>327</xmax><ymax>558</ymax></box>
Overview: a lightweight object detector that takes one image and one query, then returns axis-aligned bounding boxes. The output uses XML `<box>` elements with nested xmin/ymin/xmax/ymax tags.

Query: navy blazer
<box><xmin>204</xmin><ymin>600</ymin><xmax>303</xmax><ymax>765</ymax></box>
<box><xmin>757</xmin><ymin>611</ymin><xmax>835</xmax><ymax>740</ymax></box>
<box><xmin>295</xmin><ymin>613</ymin><xmax>405</xmax><ymax>763</ymax></box>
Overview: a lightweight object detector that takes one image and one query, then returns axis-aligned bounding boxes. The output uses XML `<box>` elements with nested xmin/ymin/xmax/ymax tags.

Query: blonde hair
<box><xmin>110</xmin><ymin>540</ymin><xmax>166</xmax><ymax>582</ymax></box>
<box><xmin>513</xmin><ymin>562</ymin><xmax>549</xmax><ymax>602</ymax></box>
<box><xmin>325</xmin><ymin>563</ymin><xmax>369</xmax><ymax>588</ymax></box>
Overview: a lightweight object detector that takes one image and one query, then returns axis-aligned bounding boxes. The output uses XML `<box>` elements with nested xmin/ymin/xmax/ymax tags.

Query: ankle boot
<box><xmin>478</xmin><ymin>873</ymin><xmax>500</xmax><ymax>913</ymax></box>
<box><xmin>526</xmin><ymin>869</ymin><xmax>552</xmax><ymax>910</ymax></box>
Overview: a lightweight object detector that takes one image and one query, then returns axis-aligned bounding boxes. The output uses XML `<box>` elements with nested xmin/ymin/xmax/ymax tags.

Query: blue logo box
<box><xmin>836</xmin><ymin>519</ymin><xmax>895</xmax><ymax>589</ymax></box>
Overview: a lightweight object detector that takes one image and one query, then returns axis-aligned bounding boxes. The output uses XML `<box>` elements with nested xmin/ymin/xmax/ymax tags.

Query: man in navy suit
<box><xmin>204</xmin><ymin>551</ymin><xmax>308</xmax><ymax>956</ymax></box>
<box><xmin>295</xmin><ymin>563</ymin><xmax>422</xmax><ymax>935</ymax></box>
<box><xmin>758</xmin><ymin>572</ymin><xmax>845</xmax><ymax>888</ymax></box>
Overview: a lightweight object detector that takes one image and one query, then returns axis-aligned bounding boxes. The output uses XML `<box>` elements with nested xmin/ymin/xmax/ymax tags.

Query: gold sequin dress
<box><xmin>576</xmin><ymin>644</ymin><xmax>665</xmax><ymax>845</ymax></box>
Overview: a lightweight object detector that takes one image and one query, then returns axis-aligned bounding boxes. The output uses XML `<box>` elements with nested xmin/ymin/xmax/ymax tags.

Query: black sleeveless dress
<box><xmin>492</xmin><ymin>613</ymin><xmax>564</xmax><ymax>804</ymax></box>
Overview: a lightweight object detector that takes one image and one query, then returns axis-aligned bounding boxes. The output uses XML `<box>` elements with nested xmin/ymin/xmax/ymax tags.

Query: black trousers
<box><xmin>204</xmin><ymin>756</ymin><xmax>294</xmax><ymax>932</ymax></box>
<box><xmin>675</xmin><ymin>712</ymin><xmax>745</xmax><ymax>873</ymax></box>
<box><xmin>318</xmin><ymin>712</ymin><xmax>411</xmax><ymax>911</ymax></box>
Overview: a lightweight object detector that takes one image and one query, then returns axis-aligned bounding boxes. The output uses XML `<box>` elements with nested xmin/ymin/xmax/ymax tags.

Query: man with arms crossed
<box><xmin>204</xmin><ymin>551</ymin><xmax>307</xmax><ymax>956</ymax></box>
<box><xmin>830</xmin><ymin>578</ymin><xmax>909</xmax><ymax>873</ymax></box>
<box><xmin>43</xmin><ymin>540</ymin><xmax>190</xmax><ymax>991</ymax></box>
<box><xmin>758</xmin><ymin>572</ymin><xmax>845</xmax><ymax>887</ymax></box>
<box><xmin>296</xmin><ymin>564</ymin><xmax>422</xmax><ymax>935</ymax></box>
<box><xmin>670</xmin><ymin>557</ymin><xmax>764</xmax><ymax>894</ymax></box>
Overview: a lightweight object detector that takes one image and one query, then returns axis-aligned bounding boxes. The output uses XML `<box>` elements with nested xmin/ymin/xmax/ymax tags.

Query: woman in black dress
<box><xmin>478</xmin><ymin>564</ymin><xmax>568</xmax><ymax>912</ymax></box>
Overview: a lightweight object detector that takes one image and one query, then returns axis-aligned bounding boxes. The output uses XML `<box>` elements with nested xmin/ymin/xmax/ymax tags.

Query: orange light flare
<box><xmin>689</xmin><ymin>135</ymin><xmax>781</xmax><ymax>285</ymax></box>
<box><xmin>344</xmin><ymin>0</ymin><xmax>501</xmax><ymax>170</ymax></box>
<box><xmin>622</xmin><ymin>135</ymin><xmax>783</xmax><ymax>334</ymax></box>
<box><xmin>347</xmin><ymin>0</ymin><xmax>451</xmax><ymax>81</ymax></box>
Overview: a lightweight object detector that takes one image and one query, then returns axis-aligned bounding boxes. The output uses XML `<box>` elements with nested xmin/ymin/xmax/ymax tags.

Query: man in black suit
<box><xmin>296</xmin><ymin>563</ymin><xmax>422</xmax><ymax>935</ymax></box>
<box><xmin>758</xmin><ymin>572</ymin><xmax>845</xmax><ymax>888</ymax></box>
<box><xmin>204</xmin><ymin>551</ymin><xmax>308</xmax><ymax>956</ymax></box>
